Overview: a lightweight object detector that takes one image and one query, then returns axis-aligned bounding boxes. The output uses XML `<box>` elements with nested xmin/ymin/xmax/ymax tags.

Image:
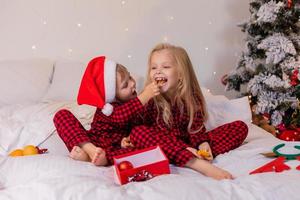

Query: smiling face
<box><xmin>149</xmin><ymin>49</ymin><xmax>180</xmax><ymax>96</ymax></box>
<box><xmin>115</xmin><ymin>66</ymin><xmax>137</xmax><ymax>102</ymax></box>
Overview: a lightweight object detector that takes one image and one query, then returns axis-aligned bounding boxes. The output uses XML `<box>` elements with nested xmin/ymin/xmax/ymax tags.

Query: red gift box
<box><xmin>113</xmin><ymin>145</ymin><xmax>170</xmax><ymax>185</ymax></box>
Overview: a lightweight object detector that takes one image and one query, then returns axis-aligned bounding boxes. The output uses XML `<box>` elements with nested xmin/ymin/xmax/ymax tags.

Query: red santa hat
<box><xmin>77</xmin><ymin>56</ymin><xmax>116</xmax><ymax>116</ymax></box>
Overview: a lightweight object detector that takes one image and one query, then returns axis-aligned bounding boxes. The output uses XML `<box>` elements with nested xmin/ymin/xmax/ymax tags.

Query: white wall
<box><xmin>0</xmin><ymin>0</ymin><xmax>249</xmax><ymax>97</ymax></box>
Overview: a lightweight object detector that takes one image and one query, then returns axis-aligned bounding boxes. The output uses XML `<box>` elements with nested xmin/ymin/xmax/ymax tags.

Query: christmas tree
<box><xmin>225</xmin><ymin>0</ymin><xmax>300</xmax><ymax>130</ymax></box>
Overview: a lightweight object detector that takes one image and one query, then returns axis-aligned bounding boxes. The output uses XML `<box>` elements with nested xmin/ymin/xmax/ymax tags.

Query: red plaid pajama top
<box><xmin>53</xmin><ymin>97</ymin><xmax>144</xmax><ymax>164</ymax></box>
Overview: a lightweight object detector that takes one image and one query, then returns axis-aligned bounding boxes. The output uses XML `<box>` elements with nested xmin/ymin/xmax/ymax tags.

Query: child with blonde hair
<box><xmin>128</xmin><ymin>43</ymin><xmax>248</xmax><ymax>180</ymax></box>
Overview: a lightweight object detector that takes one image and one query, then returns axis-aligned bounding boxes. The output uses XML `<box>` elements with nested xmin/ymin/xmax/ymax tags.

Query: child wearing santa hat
<box><xmin>53</xmin><ymin>56</ymin><xmax>160</xmax><ymax>165</ymax></box>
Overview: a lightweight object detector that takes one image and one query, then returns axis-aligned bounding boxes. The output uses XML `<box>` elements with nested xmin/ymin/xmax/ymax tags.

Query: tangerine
<box><xmin>9</xmin><ymin>149</ymin><xmax>24</xmax><ymax>157</ymax></box>
<box><xmin>23</xmin><ymin>145</ymin><xmax>38</xmax><ymax>156</ymax></box>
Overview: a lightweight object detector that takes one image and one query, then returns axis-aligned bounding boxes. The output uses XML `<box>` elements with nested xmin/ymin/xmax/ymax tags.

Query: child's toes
<box><xmin>91</xmin><ymin>148</ymin><xmax>107</xmax><ymax>166</ymax></box>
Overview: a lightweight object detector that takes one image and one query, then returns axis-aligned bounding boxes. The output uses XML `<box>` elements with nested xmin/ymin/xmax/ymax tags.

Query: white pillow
<box><xmin>0</xmin><ymin>101</ymin><xmax>96</xmax><ymax>156</ymax></box>
<box><xmin>39</xmin><ymin>132</ymin><xmax>69</xmax><ymax>156</ymax></box>
<box><xmin>0</xmin><ymin>58</ymin><xmax>54</xmax><ymax>105</ymax></box>
<box><xmin>201</xmin><ymin>88</ymin><xmax>252</xmax><ymax>131</ymax></box>
<box><xmin>43</xmin><ymin>59</ymin><xmax>86</xmax><ymax>101</ymax></box>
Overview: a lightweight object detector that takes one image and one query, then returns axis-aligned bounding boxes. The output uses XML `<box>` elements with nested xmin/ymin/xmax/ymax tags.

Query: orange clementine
<box><xmin>9</xmin><ymin>149</ymin><xmax>24</xmax><ymax>157</ymax></box>
<box><xmin>197</xmin><ymin>149</ymin><xmax>210</xmax><ymax>158</ymax></box>
<box><xmin>23</xmin><ymin>145</ymin><xmax>38</xmax><ymax>156</ymax></box>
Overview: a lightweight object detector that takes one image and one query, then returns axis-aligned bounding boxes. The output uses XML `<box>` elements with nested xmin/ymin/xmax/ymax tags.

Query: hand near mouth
<box><xmin>137</xmin><ymin>82</ymin><xmax>160</xmax><ymax>105</ymax></box>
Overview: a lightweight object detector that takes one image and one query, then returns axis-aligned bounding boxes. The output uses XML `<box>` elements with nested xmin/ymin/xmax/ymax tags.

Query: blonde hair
<box><xmin>146</xmin><ymin>43</ymin><xmax>207</xmax><ymax>133</ymax></box>
<box><xmin>116</xmin><ymin>64</ymin><xmax>128</xmax><ymax>83</ymax></box>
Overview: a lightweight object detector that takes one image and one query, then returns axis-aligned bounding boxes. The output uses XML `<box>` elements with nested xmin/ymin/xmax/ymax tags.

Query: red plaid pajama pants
<box><xmin>53</xmin><ymin>109</ymin><xmax>136</xmax><ymax>165</ymax></box>
<box><xmin>130</xmin><ymin>120</ymin><xmax>248</xmax><ymax>166</ymax></box>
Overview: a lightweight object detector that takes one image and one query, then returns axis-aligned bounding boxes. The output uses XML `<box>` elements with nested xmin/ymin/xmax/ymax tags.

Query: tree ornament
<box><xmin>293</xmin><ymin>69</ymin><xmax>298</xmax><ymax>76</ymax></box>
<box><xmin>290</xmin><ymin>69</ymin><xmax>299</xmax><ymax>86</ymax></box>
<box><xmin>291</xmin><ymin>79</ymin><xmax>298</xmax><ymax>86</ymax></box>
<box><xmin>118</xmin><ymin>161</ymin><xmax>134</xmax><ymax>171</ymax></box>
<box><xmin>263</xmin><ymin>113</ymin><xmax>270</xmax><ymax>121</ymax></box>
<box><xmin>287</xmin><ymin>0</ymin><xmax>293</xmax><ymax>8</ymax></box>
<box><xmin>276</xmin><ymin>123</ymin><xmax>286</xmax><ymax>132</ymax></box>
<box><xmin>221</xmin><ymin>74</ymin><xmax>228</xmax><ymax>85</ymax></box>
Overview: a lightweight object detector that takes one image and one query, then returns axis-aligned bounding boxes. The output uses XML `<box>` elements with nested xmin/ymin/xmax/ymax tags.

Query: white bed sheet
<box><xmin>1</xmin><ymin>124</ymin><xmax>300</xmax><ymax>200</ymax></box>
<box><xmin>0</xmin><ymin>101</ymin><xmax>299</xmax><ymax>199</ymax></box>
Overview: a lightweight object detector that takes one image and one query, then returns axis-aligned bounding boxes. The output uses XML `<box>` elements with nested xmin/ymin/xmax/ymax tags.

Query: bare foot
<box><xmin>185</xmin><ymin>158</ymin><xmax>233</xmax><ymax>180</ymax></box>
<box><xmin>69</xmin><ymin>146</ymin><xmax>90</xmax><ymax>162</ymax></box>
<box><xmin>91</xmin><ymin>147</ymin><xmax>108</xmax><ymax>166</ymax></box>
<box><xmin>80</xmin><ymin>142</ymin><xmax>108</xmax><ymax>166</ymax></box>
<box><xmin>200</xmin><ymin>162</ymin><xmax>233</xmax><ymax>180</ymax></box>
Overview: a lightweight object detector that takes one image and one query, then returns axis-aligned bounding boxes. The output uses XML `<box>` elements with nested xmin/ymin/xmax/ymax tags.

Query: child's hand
<box><xmin>198</xmin><ymin>142</ymin><xmax>213</xmax><ymax>161</ymax></box>
<box><xmin>121</xmin><ymin>136</ymin><xmax>134</xmax><ymax>148</ymax></box>
<box><xmin>143</xmin><ymin>82</ymin><xmax>160</xmax><ymax>98</ymax></box>
<box><xmin>138</xmin><ymin>82</ymin><xmax>160</xmax><ymax>105</ymax></box>
<box><xmin>186</xmin><ymin>147</ymin><xmax>204</xmax><ymax>160</ymax></box>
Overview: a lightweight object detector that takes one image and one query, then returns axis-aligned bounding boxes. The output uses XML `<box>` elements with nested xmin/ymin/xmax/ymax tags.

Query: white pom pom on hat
<box><xmin>101</xmin><ymin>103</ymin><xmax>114</xmax><ymax>116</ymax></box>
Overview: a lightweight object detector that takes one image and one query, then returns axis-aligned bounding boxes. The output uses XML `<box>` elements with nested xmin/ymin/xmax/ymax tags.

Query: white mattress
<box><xmin>0</xmin><ymin>102</ymin><xmax>300</xmax><ymax>200</ymax></box>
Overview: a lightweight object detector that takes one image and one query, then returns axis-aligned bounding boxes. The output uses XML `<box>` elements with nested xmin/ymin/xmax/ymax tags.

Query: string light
<box><xmin>205</xmin><ymin>47</ymin><xmax>209</xmax><ymax>51</ymax></box>
<box><xmin>124</xmin><ymin>28</ymin><xmax>129</xmax><ymax>32</ymax></box>
<box><xmin>207</xmin><ymin>89</ymin><xmax>210</xmax><ymax>93</ymax></box>
<box><xmin>213</xmin><ymin>71</ymin><xmax>216</xmax><ymax>75</ymax></box>
<box><xmin>208</xmin><ymin>21</ymin><xmax>212</xmax><ymax>25</ymax></box>
<box><xmin>121</xmin><ymin>1</ymin><xmax>126</xmax><ymax>5</ymax></box>
<box><xmin>68</xmin><ymin>48</ymin><xmax>73</xmax><ymax>53</ymax></box>
<box><xmin>77</xmin><ymin>23</ymin><xmax>82</xmax><ymax>27</ymax></box>
<box><xmin>31</xmin><ymin>45</ymin><xmax>36</xmax><ymax>50</ymax></box>
<box><xmin>168</xmin><ymin>16</ymin><xmax>174</xmax><ymax>21</ymax></box>
<box><xmin>42</xmin><ymin>20</ymin><xmax>47</xmax><ymax>25</ymax></box>
<box><xmin>127</xmin><ymin>55</ymin><xmax>132</xmax><ymax>58</ymax></box>
<box><xmin>248</xmin><ymin>95</ymin><xmax>252</xmax><ymax>103</ymax></box>
<box><xmin>163</xmin><ymin>36</ymin><xmax>168</xmax><ymax>42</ymax></box>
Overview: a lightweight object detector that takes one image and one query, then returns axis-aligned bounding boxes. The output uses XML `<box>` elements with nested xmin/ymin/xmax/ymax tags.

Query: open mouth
<box><xmin>155</xmin><ymin>77</ymin><xmax>167</xmax><ymax>85</ymax></box>
<box><xmin>132</xmin><ymin>89</ymin><xmax>137</xmax><ymax>96</ymax></box>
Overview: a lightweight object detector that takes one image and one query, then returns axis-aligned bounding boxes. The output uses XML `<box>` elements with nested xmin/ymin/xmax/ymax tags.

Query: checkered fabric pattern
<box><xmin>207</xmin><ymin>120</ymin><xmax>248</xmax><ymax>156</ymax></box>
<box><xmin>53</xmin><ymin>97</ymin><xmax>143</xmax><ymax>164</ymax></box>
<box><xmin>130</xmin><ymin>100</ymin><xmax>248</xmax><ymax>167</ymax></box>
<box><xmin>130</xmin><ymin>125</ymin><xmax>194</xmax><ymax>166</ymax></box>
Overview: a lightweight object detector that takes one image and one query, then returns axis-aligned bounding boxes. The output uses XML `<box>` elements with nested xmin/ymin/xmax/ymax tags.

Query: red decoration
<box><xmin>276</xmin><ymin>123</ymin><xmax>286</xmax><ymax>132</ymax></box>
<box><xmin>277</xmin><ymin>130</ymin><xmax>300</xmax><ymax>141</ymax></box>
<box><xmin>297</xmin><ymin>157</ymin><xmax>300</xmax><ymax>171</ymax></box>
<box><xmin>290</xmin><ymin>80</ymin><xmax>298</xmax><ymax>86</ymax></box>
<box><xmin>290</xmin><ymin>69</ymin><xmax>299</xmax><ymax>86</ymax></box>
<box><xmin>295</xmin><ymin>127</ymin><xmax>300</xmax><ymax>133</ymax></box>
<box><xmin>293</xmin><ymin>69</ymin><xmax>298</xmax><ymax>76</ymax></box>
<box><xmin>221</xmin><ymin>74</ymin><xmax>228</xmax><ymax>85</ymax></box>
<box><xmin>118</xmin><ymin>161</ymin><xmax>134</xmax><ymax>171</ymax></box>
<box><xmin>287</xmin><ymin>0</ymin><xmax>293</xmax><ymax>8</ymax></box>
<box><xmin>262</xmin><ymin>113</ymin><xmax>270</xmax><ymax>121</ymax></box>
<box><xmin>250</xmin><ymin>157</ymin><xmax>290</xmax><ymax>174</ymax></box>
<box><xmin>128</xmin><ymin>170</ymin><xmax>154</xmax><ymax>182</ymax></box>
<box><xmin>36</xmin><ymin>146</ymin><xmax>48</xmax><ymax>154</ymax></box>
